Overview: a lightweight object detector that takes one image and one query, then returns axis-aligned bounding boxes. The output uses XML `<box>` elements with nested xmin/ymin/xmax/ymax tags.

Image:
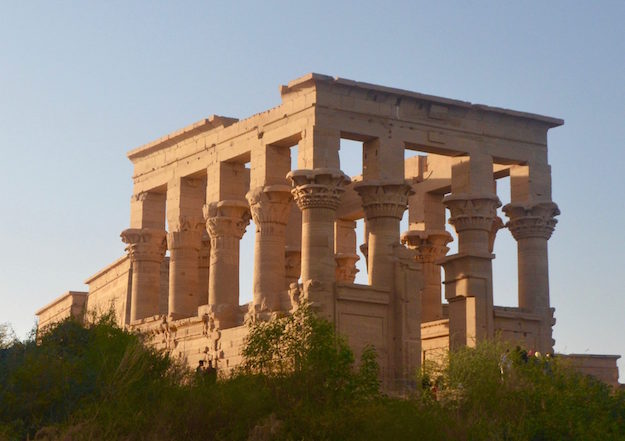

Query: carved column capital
<box><xmin>354</xmin><ymin>181</ymin><xmax>414</xmax><ymax>220</ymax></box>
<box><xmin>203</xmin><ymin>200</ymin><xmax>251</xmax><ymax>240</ymax></box>
<box><xmin>287</xmin><ymin>168</ymin><xmax>350</xmax><ymax>211</ymax></box>
<box><xmin>401</xmin><ymin>229</ymin><xmax>453</xmax><ymax>263</ymax></box>
<box><xmin>121</xmin><ymin>228</ymin><xmax>167</xmax><ymax>262</ymax></box>
<box><xmin>166</xmin><ymin>216</ymin><xmax>205</xmax><ymax>250</ymax></box>
<box><xmin>285</xmin><ymin>246</ymin><xmax>302</xmax><ymax>280</ymax></box>
<box><xmin>503</xmin><ymin>201</ymin><xmax>560</xmax><ymax>240</ymax></box>
<box><xmin>246</xmin><ymin>185</ymin><xmax>293</xmax><ymax>233</ymax></box>
<box><xmin>443</xmin><ymin>193</ymin><xmax>502</xmax><ymax>233</ymax></box>
<box><xmin>335</xmin><ymin>253</ymin><xmax>360</xmax><ymax>283</ymax></box>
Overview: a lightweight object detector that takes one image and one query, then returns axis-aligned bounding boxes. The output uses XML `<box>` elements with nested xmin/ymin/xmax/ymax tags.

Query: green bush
<box><xmin>1</xmin><ymin>311</ymin><xmax>624</xmax><ymax>440</ymax></box>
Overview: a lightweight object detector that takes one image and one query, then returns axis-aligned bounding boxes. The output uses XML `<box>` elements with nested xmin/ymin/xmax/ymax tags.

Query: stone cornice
<box><xmin>127</xmin><ymin>115</ymin><xmax>239</xmax><ymax>161</ymax></box>
<box><xmin>281</xmin><ymin>73</ymin><xmax>563</xmax><ymax>127</ymax></box>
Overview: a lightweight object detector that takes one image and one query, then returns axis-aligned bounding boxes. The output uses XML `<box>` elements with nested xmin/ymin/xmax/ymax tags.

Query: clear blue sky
<box><xmin>1</xmin><ymin>1</ymin><xmax>623</xmax><ymax>376</ymax></box>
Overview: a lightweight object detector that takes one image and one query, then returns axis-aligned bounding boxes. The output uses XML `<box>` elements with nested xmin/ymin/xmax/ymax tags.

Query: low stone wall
<box><xmin>561</xmin><ymin>354</ymin><xmax>621</xmax><ymax>388</ymax></box>
<box><xmin>36</xmin><ymin>291</ymin><xmax>87</xmax><ymax>330</ymax></box>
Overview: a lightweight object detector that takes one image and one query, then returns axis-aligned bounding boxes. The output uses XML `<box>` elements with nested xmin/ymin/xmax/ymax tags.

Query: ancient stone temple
<box><xmin>36</xmin><ymin>74</ymin><xmax>620</xmax><ymax>387</ymax></box>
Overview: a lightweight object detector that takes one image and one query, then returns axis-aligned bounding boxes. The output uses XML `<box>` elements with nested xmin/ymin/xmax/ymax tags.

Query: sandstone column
<box><xmin>401</xmin><ymin>229</ymin><xmax>452</xmax><ymax>321</ymax></box>
<box><xmin>246</xmin><ymin>185</ymin><xmax>292</xmax><ymax>315</ymax></box>
<box><xmin>121</xmin><ymin>228</ymin><xmax>167</xmax><ymax>322</ymax></box>
<box><xmin>166</xmin><ymin>177</ymin><xmax>205</xmax><ymax>319</ymax></box>
<box><xmin>288</xmin><ymin>168</ymin><xmax>350</xmax><ymax>319</ymax></box>
<box><xmin>441</xmin><ymin>154</ymin><xmax>502</xmax><ymax>348</ymax></box>
<box><xmin>335</xmin><ymin>219</ymin><xmax>360</xmax><ymax>283</ymax></box>
<box><xmin>354</xmin><ymin>181</ymin><xmax>413</xmax><ymax>289</ymax></box>
<box><xmin>503</xmin><ymin>162</ymin><xmax>559</xmax><ymax>353</ymax></box>
<box><xmin>248</xmin><ymin>142</ymin><xmax>293</xmax><ymax>316</ymax></box>
<box><xmin>198</xmin><ymin>232</ymin><xmax>211</xmax><ymax>306</ymax></box>
<box><xmin>204</xmin><ymin>161</ymin><xmax>251</xmax><ymax>327</ymax></box>
<box><xmin>402</xmin><ymin>189</ymin><xmax>452</xmax><ymax>322</ymax></box>
<box><xmin>122</xmin><ymin>191</ymin><xmax>167</xmax><ymax>322</ymax></box>
<box><xmin>204</xmin><ymin>200</ymin><xmax>251</xmax><ymax>328</ymax></box>
<box><xmin>284</xmin><ymin>202</ymin><xmax>302</xmax><ymax>292</ymax></box>
<box><xmin>166</xmin><ymin>217</ymin><xmax>204</xmax><ymax>319</ymax></box>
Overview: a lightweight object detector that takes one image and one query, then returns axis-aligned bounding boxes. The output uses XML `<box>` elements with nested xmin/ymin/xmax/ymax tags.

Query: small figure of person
<box><xmin>205</xmin><ymin>359</ymin><xmax>217</xmax><ymax>384</ymax></box>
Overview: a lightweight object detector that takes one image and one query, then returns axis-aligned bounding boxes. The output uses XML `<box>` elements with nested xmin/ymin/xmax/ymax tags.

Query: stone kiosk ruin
<box><xmin>36</xmin><ymin>74</ymin><xmax>620</xmax><ymax>387</ymax></box>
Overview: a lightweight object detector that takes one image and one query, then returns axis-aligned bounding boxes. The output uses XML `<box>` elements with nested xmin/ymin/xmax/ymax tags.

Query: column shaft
<box><xmin>121</xmin><ymin>228</ymin><xmax>167</xmax><ymax>322</ymax></box>
<box><xmin>198</xmin><ymin>233</ymin><xmax>211</xmax><ymax>306</ymax></box>
<box><xmin>503</xmin><ymin>201</ymin><xmax>559</xmax><ymax>353</ymax></box>
<box><xmin>167</xmin><ymin>225</ymin><xmax>203</xmax><ymax>319</ymax></box>
<box><xmin>288</xmin><ymin>169</ymin><xmax>350</xmax><ymax>319</ymax></box>
<box><xmin>518</xmin><ymin>237</ymin><xmax>549</xmax><ymax>311</ymax></box>
<box><xmin>367</xmin><ymin>216</ymin><xmax>400</xmax><ymax>287</ymax></box>
<box><xmin>204</xmin><ymin>200</ymin><xmax>250</xmax><ymax>328</ymax></box>
<box><xmin>354</xmin><ymin>181</ymin><xmax>412</xmax><ymax>290</ymax></box>
<box><xmin>301</xmin><ymin>206</ymin><xmax>337</xmax><ymax>283</ymax></box>
<box><xmin>247</xmin><ymin>185</ymin><xmax>292</xmax><ymax>314</ymax></box>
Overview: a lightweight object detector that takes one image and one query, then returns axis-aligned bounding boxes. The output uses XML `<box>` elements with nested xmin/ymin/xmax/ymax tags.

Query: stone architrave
<box><xmin>246</xmin><ymin>184</ymin><xmax>292</xmax><ymax>316</ymax></box>
<box><xmin>401</xmin><ymin>229</ymin><xmax>453</xmax><ymax>322</ymax></box>
<box><xmin>442</xmin><ymin>193</ymin><xmax>501</xmax><ymax>348</ymax></box>
<box><xmin>503</xmin><ymin>201</ymin><xmax>560</xmax><ymax>353</ymax></box>
<box><xmin>354</xmin><ymin>181</ymin><xmax>413</xmax><ymax>289</ymax></box>
<box><xmin>287</xmin><ymin>168</ymin><xmax>350</xmax><ymax>319</ymax></box>
<box><xmin>167</xmin><ymin>216</ymin><xmax>205</xmax><ymax>319</ymax></box>
<box><xmin>203</xmin><ymin>200</ymin><xmax>251</xmax><ymax>328</ymax></box>
<box><xmin>121</xmin><ymin>228</ymin><xmax>167</xmax><ymax>322</ymax></box>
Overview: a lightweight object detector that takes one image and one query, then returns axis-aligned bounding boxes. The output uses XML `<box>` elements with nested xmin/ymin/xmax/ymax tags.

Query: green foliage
<box><xmin>0</xmin><ymin>314</ymin><xmax>178</xmax><ymax>440</ymax></box>
<box><xmin>1</xmin><ymin>312</ymin><xmax>623</xmax><ymax>441</ymax></box>
<box><xmin>241</xmin><ymin>303</ymin><xmax>380</xmax><ymax>406</ymax></box>
<box><xmin>419</xmin><ymin>341</ymin><xmax>625</xmax><ymax>440</ymax></box>
<box><xmin>0</xmin><ymin>323</ymin><xmax>16</xmax><ymax>350</ymax></box>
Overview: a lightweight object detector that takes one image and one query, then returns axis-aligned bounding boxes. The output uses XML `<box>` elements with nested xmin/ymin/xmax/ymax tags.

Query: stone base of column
<box><xmin>302</xmin><ymin>279</ymin><xmax>334</xmax><ymax>321</ymax></box>
<box><xmin>441</xmin><ymin>252</ymin><xmax>495</xmax><ymax>349</ymax></box>
<box><xmin>208</xmin><ymin>304</ymin><xmax>241</xmax><ymax>329</ymax></box>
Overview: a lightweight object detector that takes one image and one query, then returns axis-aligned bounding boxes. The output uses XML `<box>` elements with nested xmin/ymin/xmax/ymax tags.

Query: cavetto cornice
<box><xmin>280</xmin><ymin>73</ymin><xmax>564</xmax><ymax>128</ymax></box>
